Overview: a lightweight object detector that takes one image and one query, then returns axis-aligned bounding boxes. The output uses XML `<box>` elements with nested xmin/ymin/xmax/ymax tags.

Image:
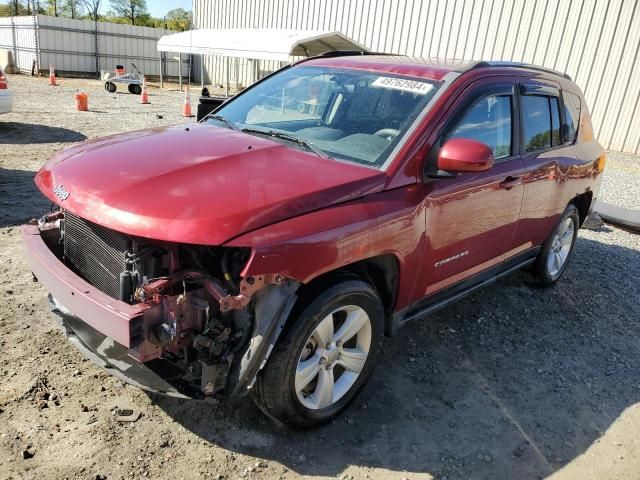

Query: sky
<box><xmin>101</xmin><ymin>0</ymin><xmax>192</xmax><ymax>17</ymax></box>
<box><xmin>145</xmin><ymin>0</ymin><xmax>192</xmax><ymax>17</ymax></box>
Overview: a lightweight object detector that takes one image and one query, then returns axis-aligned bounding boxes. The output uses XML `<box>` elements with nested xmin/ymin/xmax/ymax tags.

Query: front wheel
<box><xmin>251</xmin><ymin>279</ymin><xmax>384</xmax><ymax>429</ymax></box>
<box><xmin>128</xmin><ymin>83</ymin><xmax>142</xmax><ymax>95</ymax></box>
<box><xmin>528</xmin><ymin>204</ymin><xmax>579</xmax><ymax>286</ymax></box>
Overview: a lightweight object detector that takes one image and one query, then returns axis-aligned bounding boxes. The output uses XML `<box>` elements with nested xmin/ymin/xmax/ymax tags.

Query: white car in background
<box><xmin>0</xmin><ymin>66</ymin><xmax>14</xmax><ymax>114</ymax></box>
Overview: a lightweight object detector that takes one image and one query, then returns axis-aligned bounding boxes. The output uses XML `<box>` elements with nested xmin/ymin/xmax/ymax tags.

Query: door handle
<box><xmin>499</xmin><ymin>176</ymin><xmax>523</xmax><ymax>189</ymax></box>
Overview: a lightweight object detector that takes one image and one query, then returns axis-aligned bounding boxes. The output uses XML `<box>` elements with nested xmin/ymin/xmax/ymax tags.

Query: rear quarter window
<box><xmin>563</xmin><ymin>91</ymin><xmax>581</xmax><ymax>143</ymax></box>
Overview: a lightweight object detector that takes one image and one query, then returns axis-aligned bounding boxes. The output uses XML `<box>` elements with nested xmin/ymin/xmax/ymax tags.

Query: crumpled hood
<box><xmin>34</xmin><ymin>123</ymin><xmax>386</xmax><ymax>245</ymax></box>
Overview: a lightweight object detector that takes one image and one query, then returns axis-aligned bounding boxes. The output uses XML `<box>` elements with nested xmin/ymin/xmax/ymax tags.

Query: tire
<box><xmin>528</xmin><ymin>204</ymin><xmax>579</xmax><ymax>287</ymax></box>
<box><xmin>251</xmin><ymin>279</ymin><xmax>384</xmax><ymax>429</ymax></box>
<box><xmin>128</xmin><ymin>83</ymin><xmax>142</xmax><ymax>95</ymax></box>
<box><xmin>105</xmin><ymin>82</ymin><xmax>116</xmax><ymax>93</ymax></box>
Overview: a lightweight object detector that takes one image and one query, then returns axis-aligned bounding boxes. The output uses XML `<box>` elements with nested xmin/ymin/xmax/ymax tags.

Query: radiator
<box><xmin>63</xmin><ymin>211</ymin><xmax>132</xmax><ymax>300</ymax></box>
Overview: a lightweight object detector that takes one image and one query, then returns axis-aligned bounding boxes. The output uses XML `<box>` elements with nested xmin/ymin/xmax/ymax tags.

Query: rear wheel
<box><xmin>528</xmin><ymin>204</ymin><xmax>579</xmax><ymax>286</ymax></box>
<box><xmin>105</xmin><ymin>81</ymin><xmax>116</xmax><ymax>93</ymax></box>
<box><xmin>251</xmin><ymin>279</ymin><xmax>384</xmax><ymax>429</ymax></box>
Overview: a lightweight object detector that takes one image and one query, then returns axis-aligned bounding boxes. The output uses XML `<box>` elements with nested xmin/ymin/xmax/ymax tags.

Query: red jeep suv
<box><xmin>22</xmin><ymin>54</ymin><xmax>604</xmax><ymax>428</ymax></box>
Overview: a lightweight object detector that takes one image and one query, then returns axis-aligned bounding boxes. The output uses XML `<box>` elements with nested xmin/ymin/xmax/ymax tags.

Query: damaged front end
<box><xmin>24</xmin><ymin>210</ymin><xmax>299</xmax><ymax>399</ymax></box>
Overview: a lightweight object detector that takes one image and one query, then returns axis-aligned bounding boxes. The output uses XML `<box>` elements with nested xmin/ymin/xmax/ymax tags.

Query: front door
<box><xmin>420</xmin><ymin>81</ymin><xmax>527</xmax><ymax>296</ymax></box>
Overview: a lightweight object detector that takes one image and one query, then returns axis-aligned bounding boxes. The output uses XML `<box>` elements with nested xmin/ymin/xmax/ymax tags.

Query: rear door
<box><xmin>420</xmin><ymin>79</ymin><xmax>527</xmax><ymax>296</ymax></box>
<box><xmin>512</xmin><ymin>80</ymin><xmax>579</xmax><ymax>248</ymax></box>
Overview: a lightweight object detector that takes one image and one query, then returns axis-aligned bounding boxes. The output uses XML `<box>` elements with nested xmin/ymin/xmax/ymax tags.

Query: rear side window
<box><xmin>523</xmin><ymin>95</ymin><xmax>552</xmax><ymax>152</ymax></box>
<box><xmin>550</xmin><ymin>97</ymin><xmax>562</xmax><ymax>146</ymax></box>
<box><xmin>448</xmin><ymin>95</ymin><xmax>512</xmax><ymax>159</ymax></box>
<box><xmin>563</xmin><ymin>92</ymin><xmax>581</xmax><ymax>143</ymax></box>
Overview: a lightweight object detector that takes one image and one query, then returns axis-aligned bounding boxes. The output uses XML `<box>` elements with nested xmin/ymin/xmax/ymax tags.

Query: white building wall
<box><xmin>193</xmin><ymin>0</ymin><xmax>640</xmax><ymax>154</ymax></box>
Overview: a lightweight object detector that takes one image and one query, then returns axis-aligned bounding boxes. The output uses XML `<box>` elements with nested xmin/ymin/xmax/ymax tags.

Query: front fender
<box><xmin>224</xmin><ymin>185</ymin><xmax>427</xmax><ymax>312</ymax></box>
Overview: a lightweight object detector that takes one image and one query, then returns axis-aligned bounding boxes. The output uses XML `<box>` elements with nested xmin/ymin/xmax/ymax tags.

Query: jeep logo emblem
<box><xmin>54</xmin><ymin>184</ymin><xmax>70</xmax><ymax>201</ymax></box>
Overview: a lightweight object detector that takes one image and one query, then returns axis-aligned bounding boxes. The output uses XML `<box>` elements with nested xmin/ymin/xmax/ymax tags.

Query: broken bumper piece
<box><xmin>22</xmin><ymin>223</ymin><xmax>196</xmax><ymax>397</ymax></box>
<box><xmin>21</xmin><ymin>220</ymin><xmax>299</xmax><ymax>399</ymax></box>
<box><xmin>49</xmin><ymin>296</ymin><xmax>190</xmax><ymax>398</ymax></box>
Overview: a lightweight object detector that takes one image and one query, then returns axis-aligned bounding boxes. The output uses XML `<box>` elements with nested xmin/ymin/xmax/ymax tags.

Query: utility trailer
<box><xmin>103</xmin><ymin>63</ymin><xmax>144</xmax><ymax>95</ymax></box>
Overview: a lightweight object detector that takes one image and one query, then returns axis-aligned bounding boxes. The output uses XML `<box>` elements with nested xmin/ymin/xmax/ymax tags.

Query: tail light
<box><xmin>596</xmin><ymin>153</ymin><xmax>607</xmax><ymax>172</ymax></box>
<box><xmin>0</xmin><ymin>70</ymin><xmax>7</xmax><ymax>89</ymax></box>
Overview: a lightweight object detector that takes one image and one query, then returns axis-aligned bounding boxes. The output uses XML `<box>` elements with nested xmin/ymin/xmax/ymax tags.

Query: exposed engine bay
<box><xmin>35</xmin><ymin>209</ymin><xmax>298</xmax><ymax>398</ymax></box>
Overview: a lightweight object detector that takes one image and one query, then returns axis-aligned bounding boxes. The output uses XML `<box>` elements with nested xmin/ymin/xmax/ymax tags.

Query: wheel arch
<box><xmin>289</xmin><ymin>254</ymin><xmax>400</xmax><ymax>336</ymax></box>
<box><xmin>570</xmin><ymin>190</ymin><xmax>593</xmax><ymax>226</ymax></box>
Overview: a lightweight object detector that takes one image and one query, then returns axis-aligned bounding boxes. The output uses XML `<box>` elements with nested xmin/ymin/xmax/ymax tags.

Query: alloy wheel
<box><xmin>295</xmin><ymin>305</ymin><xmax>372</xmax><ymax>410</ymax></box>
<box><xmin>547</xmin><ymin>217</ymin><xmax>575</xmax><ymax>277</ymax></box>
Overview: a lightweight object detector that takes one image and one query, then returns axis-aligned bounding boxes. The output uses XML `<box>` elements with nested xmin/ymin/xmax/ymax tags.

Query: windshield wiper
<box><xmin>207</xmin><ymin>114</ymin><xmax>239</xmax><ymax>131</ymax></box>
<box><xmin>241</xmin><ymin>127</ymin><xmax>332</xmax><ymax>159</ymax></box>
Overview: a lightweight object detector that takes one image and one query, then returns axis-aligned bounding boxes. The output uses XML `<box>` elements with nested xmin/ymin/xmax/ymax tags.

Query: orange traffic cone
<box><xmin>182</xmin><ymin>86</ymin><xmax>193</xmax><ymax>117</ymax></box>
<box><xmin>140</xmin><ymin>77</ymin><xmax>150</xmax><ymax>104</ymax></box>
<box><xmin>48</xmin><ymin>64</ymin><xmax>56</xmax><ymax>86</ymax></box>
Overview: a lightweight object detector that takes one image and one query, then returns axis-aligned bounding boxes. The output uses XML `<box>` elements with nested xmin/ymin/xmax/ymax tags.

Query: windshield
<box><xmin>210</xmin><ymin>66</ymin><xmax>441</xmax><ymax>168</ymax></box>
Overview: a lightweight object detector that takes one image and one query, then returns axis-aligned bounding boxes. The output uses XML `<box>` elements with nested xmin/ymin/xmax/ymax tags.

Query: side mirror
<box><xmin>438</xmin><ymin>138</ymin><xmax>495</xmax><ymax>173</ymax></box>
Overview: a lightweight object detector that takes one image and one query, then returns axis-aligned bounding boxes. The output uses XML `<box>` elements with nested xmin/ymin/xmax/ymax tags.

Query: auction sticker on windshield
<box><xmin>372</xmin><ymin>77</ymin><xmax>434</xmax><ymax>95</ymax></box>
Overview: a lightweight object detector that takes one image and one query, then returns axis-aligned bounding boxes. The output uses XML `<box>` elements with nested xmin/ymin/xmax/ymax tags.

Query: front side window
<box><xmin>523</xmin><ymin>95</ymin><xmax>552</xmax><ymax>152</ymax></box>
<box><xmin>448</xmin><ymin>95</ymin><xmax>512</xmax><ymax>159</ymax></box>
<box><xmin>212</xmin><ymin>66</ymin><xmax>441</xmax><ymax>168</ymax></box>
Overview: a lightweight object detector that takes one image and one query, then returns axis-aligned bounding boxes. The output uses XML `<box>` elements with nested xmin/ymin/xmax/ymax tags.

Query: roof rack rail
<box><xmin>314</xmin><ymin>50</ymin><xmax>399</xmax><ymax>58</ymax></box>
<box><xmin>472</xmin><ymin>61</ymin><xmax>572</xmax><ymax>81</ymax></box>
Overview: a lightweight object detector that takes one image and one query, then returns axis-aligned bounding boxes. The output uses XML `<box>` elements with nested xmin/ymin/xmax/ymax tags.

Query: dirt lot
<box><xmin>1</xmin><ymin>74</ymin><xmax>639</xmax><ymax>480</ymax></box>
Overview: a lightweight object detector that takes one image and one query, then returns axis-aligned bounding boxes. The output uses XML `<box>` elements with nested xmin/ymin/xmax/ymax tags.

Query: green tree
<box><xmin>81</xmin><ymin>0</ymin><xmax>101</xmax><ymax>20</ymax></box>
<box><xmin>62</xmin><ymin>0</ymin><xmax>82</xmax><ymax>18</ymax></box>
<box><xmin>526</xmin><ymin>131</ymin><xmax>552</xmax><ymax>152</ymax></box>
<box><xmin>109</xmin><ymin>0</ymin><xmax>146</xmax><ymax>25</ymax></box>
<box><xmin>45</xmin><ymin>0</ymin><xmax>59</xmax><ymax>16</ymax></box>
<box><xmin>0</xmin><ymin>0</ymin><xmax>29</xmax><ymax>15</ymax></box>
<box><xmin>166</xmin><ymin>7</ymin><xmax>191</xmax><ymax>31</ymax></box>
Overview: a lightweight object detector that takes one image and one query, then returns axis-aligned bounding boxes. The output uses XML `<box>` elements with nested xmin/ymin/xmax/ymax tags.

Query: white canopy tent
<box><xmin>156</xmin><ymin>29</ymin><xmax>369</xmax><ymax>93</ymax></box>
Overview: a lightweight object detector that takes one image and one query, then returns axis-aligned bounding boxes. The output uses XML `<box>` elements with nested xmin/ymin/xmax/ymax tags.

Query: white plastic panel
<box><xmin>0</xmin><ymin>14</ymin><xmax>182</xmax><ymax>78</ymax></box>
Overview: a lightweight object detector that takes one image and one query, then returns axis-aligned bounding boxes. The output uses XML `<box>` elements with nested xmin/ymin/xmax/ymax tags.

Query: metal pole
<box><xmin>10</xmin><ymin>16</ymin><xmax>17</xmax><ymax>72</ymax></box>
<box><xmin>235</xmin><ymin>57</ymin><xmax>239</xmax><ymax>91</ymax></box>
<box><xmin>94</xmin><ymin>18</ymin><xmax>99</xmax><ymax>78</ymax></box>
<box><xmin>179</xmin><ymin>53</ymin><xmax>182</xmax><ymax>92</ymax></box>
<box><xmin>200</xmin><ymin>55</ymin><xmax>204</xmax><ymax>89</ymax></box>
<box><xmin>225</xmin><ymin>56</ymin><xmax>229</xmax><ymax>98</ymax></box>
<box><xmin>159</xmin><ymin>52</ymin><xmax>163</xmax><ymax>89</ymax></box>
<box><xmin>31</xmin><ymin>0</ymin><xmax>40</xmax><ymax>76</ymax></box>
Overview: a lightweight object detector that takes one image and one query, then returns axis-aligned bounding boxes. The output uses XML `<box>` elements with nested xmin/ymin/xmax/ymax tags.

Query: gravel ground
<box><xmin>599</xmin><ymin>151</ymin><xmax>640</xmax><ymax>210</ymax></box>
<box><xmin>1</xmin><ymin>74</ymin><xmax>639</xmax><ymax>480</ymax></box>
